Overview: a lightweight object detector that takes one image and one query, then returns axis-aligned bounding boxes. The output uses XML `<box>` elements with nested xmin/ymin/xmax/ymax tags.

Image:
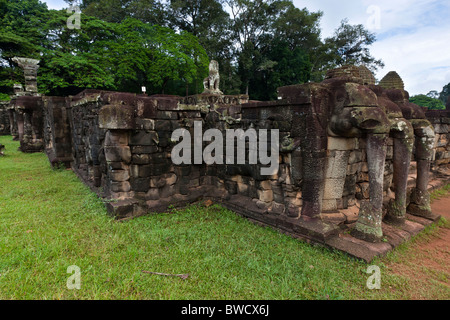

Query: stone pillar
<box><xmin>386</xmin><ymin>119</ymin><xmax>414</xmax><ymax>225</ymax></box>
<box><xmin>352</xmin><ymin>133</ymin><xmax>388</xmax><ymax>242</ymax></box>
<box><xmin>104</xmin><ymin>130</ymin><xmax>132</xmax><ymax>198</ymax></box>
<box><xmin>16</xmin><ymin>108</ymin><xmax>24</xmax><ymax>142</ymax></box>
<box><xmin>8</xmin><ymin>108</ymin><xmax>18</xmax><ymax>140</ymax></box>
<box><xmin>13</xmin><ymin>96</ymin><xmax>44</xmax><ymax>153</ymax></box>
<box><xmin>12</xmin><ymin>57</ymin><xmax>40</xmax><ymax>95</ymax></box>
<box><xmin>408</xmin><ymin>120</ymin><xmax>435</xmax><ymax>218</ymax></box>
<box><xmin>99</xmin><ymin>103</ymin><xmax>135</xmax><ymax>199</ymax></box>
<box><xmin>42</xmin><ymin>97</ymin><xmax>73</xmax><ymax>167</ymax></box>
<box><xmin>300</xmin><ymin>111</ymin><xmax>327</xmax><ymax>220</ymax></box>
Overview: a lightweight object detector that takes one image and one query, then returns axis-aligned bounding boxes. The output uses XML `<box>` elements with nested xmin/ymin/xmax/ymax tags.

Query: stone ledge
<box><xmin>325</xmin><ymin>234</ymin><xmax>393</xmax><ymax>262</ymax></box>
<box><xmin>324</xmin><ymin>212</ymin><xmax>442</xmax><ymax>262</ymax></box>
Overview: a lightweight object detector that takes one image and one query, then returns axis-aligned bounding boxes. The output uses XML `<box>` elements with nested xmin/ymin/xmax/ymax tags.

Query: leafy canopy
<box><xmin>410</xmin><ymin>94</ymin><xmax>445</xmax><ymax>110</ymax></box>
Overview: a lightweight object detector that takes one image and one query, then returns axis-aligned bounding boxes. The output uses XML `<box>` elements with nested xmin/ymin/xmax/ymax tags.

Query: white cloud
<box><xmin>294</xmin><ymin>0</ymin><xmax>450</xmax><ymax>95</ymax></box>
<box><xmin>41</xmin><ymin>0</ymin><xmax>450</xmax><ymax>95</ymax></box>
<box><xmin>43</xmin><ymin>0</ymin><xmax>67</xmax><ymax>10</ymax></box>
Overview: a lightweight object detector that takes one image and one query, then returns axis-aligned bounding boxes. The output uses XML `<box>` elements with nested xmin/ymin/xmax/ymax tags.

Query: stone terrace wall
<box><xmin>68</xmin><ymin>90</ymin><xmax>115</xmax><ymax>190</ymax></box>
<box><xmin>0</xmin><ymin>101</ymin><xmax>10</xmax><ymax>135</ymax></box>
<box><xmin>48</xmin><ymin>85</ymin><xmax>450</xmax><ymax>245</ymax></box>
<box><xmin>9</xmin><ymin>95</ymin><xmax>45</xmax><ymax>153</ymax></box>
<box><xmin>42</xmin><ymin>96</ymin><xmax>73</xmax><ymax>167</ymax></box>
<box><xmin>92</xmin><ymin>89</ymin><xmax>341</xmax><ymax>242</ymax></box>
<box><xmin>4</xmin><ymin>60</ymin><xmax>450</xmax><ymax>261</ymax></box>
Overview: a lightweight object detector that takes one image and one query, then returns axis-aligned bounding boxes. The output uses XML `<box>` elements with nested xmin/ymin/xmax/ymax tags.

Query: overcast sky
<box><xmin>43</xmin><ymin>0</ymin><xmax>450</xmax><ymax>96</ymax></box>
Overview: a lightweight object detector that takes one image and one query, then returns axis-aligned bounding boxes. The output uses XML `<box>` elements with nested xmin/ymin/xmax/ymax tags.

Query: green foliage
<box><xmin>410</xmin><ymin>94</ymin><xmax>445</xmax><ymax>110</ymax></box>
<box><xmin>311</xmin><ymin>19</ymin><xmax>384</xmax><ymax>81</ymax></box>
<box><xmin>0</xmin><ymin>92</ymin><xmax>10</xmax><ymax>101</ymax></box>
<box><xmin>1</xmin><ymin>0</ymin><xmax>384</xmax><ymax>99</ymax></box>
<box><xmin>0</xmin><ymin>0</ymin><xmax>48</xmax><ymax>95</ymax></box>
<box><xmin>249</xmin><ymin>39</ymin><xmax>311</xmax><ymax>100</ymax></box>
<box><xmin>109</xmin><ymin>19</ymin><xmax>209</xmax><ymax>93</ymax></box>
<box><xmin>0</xmin><ymin>1</ymin><xmax>209</xmax><ymax>96</ymax></box>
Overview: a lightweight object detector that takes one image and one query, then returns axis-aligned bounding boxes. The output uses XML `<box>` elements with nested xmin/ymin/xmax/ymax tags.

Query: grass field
<box><xmin>0</xmin><ymin>136</ymin><xmax>448</xmax><ymax>300</ymax></box>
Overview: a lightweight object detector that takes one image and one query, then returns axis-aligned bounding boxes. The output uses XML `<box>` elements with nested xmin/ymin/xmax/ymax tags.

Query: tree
<box><xmin>127</xmin><ymin>0</ymin><xmax>168</xmax><ymax>26</ymax></box>
<box><xmin>427</xmin><ymin>90</ymin><xmax>439</xmax><ymax>99</ymax></box>
<box><xmin>167</xmin><ymin>0</ymin><xmax>234</xmax><ymax>93</ymax></box>
<box><xmin>271</xmin><ymin>3</ymin><xmax>322</xmax><ymax>52</ymax></box>
<box><xmin>65</xmin><ymin>0</ymin><xmax>167</xmax><ymax>25</ymax></box>
<box><xmin>0</xmin><ymin>0</ymin><xmax>49</xmax><ymax>96</ymax></box>
<box><xmin>224</xmin><ymin>0</ymin><xmax>323</xmax><ymax>98</ymax></box>
<box><xmin>108</xmin><ymin>19</ymin><xmax>209</xmax><ymax>94</ymax></box>
<box><xmin>410</xmin><ymin>94</ymin><xmax>445</xmax><ymax>110</ymax></box>
<box><xmin>249</xmin><ymin>39</ymin><xmax>311</xmax><ymax>100</ymax></box>
<box><xmin>312</xmin><ymin>19</ymin><xmax>384</xmax><ymax>81</ymax></box>
<box><xmin>1</xmin><ymin>1</ymin><xmax>209</xmax><ymax>97</ymax></box>
<box><xmin>38</xmin><ymin>11</ymin><xmax>118</xmax><ymax>95</ymax></box>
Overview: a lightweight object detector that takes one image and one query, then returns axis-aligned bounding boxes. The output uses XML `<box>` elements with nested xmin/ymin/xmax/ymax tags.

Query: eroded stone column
<box><xmin>12</xmin><ymin>57</ymin><xmax>40</xmax><ymax>95</ymax></box>
<box><xmin>408</xmin><ymin>120</ymin><xmax>435</xmax><ymax>218</ymax></box>
<box><xmin>352</xmin><ymin>133</ymin><xmax>388</xmax><ymax>242</ymax></box>
<box><xmin>16</xmin><ymin>109</ymin><xmax>24</xmax><ymax>142</ymax></box>
<box><xmin>8</xmin><ymin>108</ymin><xmax>19</xmax><ymax>140</ymax></box>
<box><xmin>300</xmin><ymin>116</ymin><xmax>327</xmax><ymax>220</ymax></box>
<box><xmin>99</xmin><ymin>103</ymin><xmax>135</xmax><ymax>199</ymax></box>
<box><xmin>386</xmin><ymin>119</ymin><xmax>414</xmax><ymax>224</ymax></box>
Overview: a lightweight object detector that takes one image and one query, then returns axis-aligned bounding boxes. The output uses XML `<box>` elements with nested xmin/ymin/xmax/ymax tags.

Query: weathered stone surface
<box><xmin>328</xmin><ymin>137</ymin><xmax>357</xmax><ymax>151</ymax></box>
<box><xmin>104</xmin><ymin>146</ymin><xmax>131</xmax><ymax>163</ymax></box>
<box><xmin>130</xmin><ymin>131</ymin><xmax>159</xmax><ymax>146</ymax></box>
<box><xmin>99</xmin><ymin>104</ymin><xmax>135</xmax><ymax>129</ymax></box>
<box><xmin>326</xmin><ymin>234</ymin><xmax>392</xmax><ymax>262</ymax></box>
<box><xmin>110</xmin><ymin>181</ymin><xmax>132</xmax><ymax>193</ymax></box>
<box><xmin>321</xmin><ymin>212</ymin><xmax>346</xmax><ymax>225</ymax></box>
<box><xmin>105</xmin><ymin>199</ymin><xmax>137</xmax><ymax>219</ymax></box>
<box><xmin>109</xmin><ymin>170</ymin><xmax>130</xmax><ymax>182</ymax></box>
<box><xmin>325</xmin><ymin>151</ymin><xmax>350</xmax><ymax>179</ymax></box>
<box><xmin>9</xmin><ymin>59</ymin><xmax>447</xmax><ymax>263</ymax></box>
<box><xmin>323</xmin><ymin>178</ymin><xmax>346</xmax><ymax>200</ymax></box>
<box><xmin>258</xmin><ymin>189</ymin><xmax>274</xmax><ymax>203</ymax></box>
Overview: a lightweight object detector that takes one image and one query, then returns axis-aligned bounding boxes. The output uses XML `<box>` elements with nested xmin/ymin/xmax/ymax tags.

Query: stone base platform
<box><xmin>324</xmin><ymin>213</ymin><xmax>441</xmax><ymax>262</ymax></box>
<box><xmin>80</xmin><ymin>161</ymin><xmax>449</xmax><ymax>263</ymax></box>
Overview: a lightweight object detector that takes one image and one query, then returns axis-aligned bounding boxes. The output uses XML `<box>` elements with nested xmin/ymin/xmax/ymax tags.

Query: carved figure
<box><xmin>293</xmin><ymin>65</ymin><xmax>435</xmax><ymax>242</ymax></box>
<box><xmin>203</xmin><ymin>60</ymin><xmax>222</xmax><ymax>94</ymax></box>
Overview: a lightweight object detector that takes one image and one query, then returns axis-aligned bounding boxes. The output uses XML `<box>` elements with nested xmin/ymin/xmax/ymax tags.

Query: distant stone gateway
<box><xmin>2</xmin><ymin>58</ymin><xmax>450</xmax><ymax>262</ymax></box>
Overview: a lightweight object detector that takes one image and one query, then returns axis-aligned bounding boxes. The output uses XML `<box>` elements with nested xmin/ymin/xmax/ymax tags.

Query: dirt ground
<box><xmin>386</xmin><ymin>196</ymin><xmax>450</xmax><ymax>299</ymax></box>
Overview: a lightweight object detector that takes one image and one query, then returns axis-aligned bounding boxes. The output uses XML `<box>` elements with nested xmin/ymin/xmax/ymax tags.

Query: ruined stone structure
<box><xmin>3</xmin><ymin>59</ymin><xmax>450</xmax><ymax>261</ymax></box>
<box><xmin>0</xmin><ymin>101</ymin><xmax>10</xmax><ymax>136</ymax></box>
<box><xmin>42</xmin><ymin>96</ymin><xmax>73</xmax><ymax>167</ymax></box>
<box><xmin>7</xmin><ymin>58</ymin><xmax>44</xmax><ymax>153</ymax></box>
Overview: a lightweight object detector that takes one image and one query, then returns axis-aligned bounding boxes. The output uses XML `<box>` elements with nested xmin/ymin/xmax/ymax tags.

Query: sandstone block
<box><xmin>99</xmin><ymin>104</ymin><xmax>134</xmax><ymax>130</ymax></box>
<box><xmin>110</xmin><ymin>181</ymin><xmax>131</xmax><ymax>193</ymax></box>
<box><xmin>104</xmin><ymin>146</ymin><xmax>131</xmax><ymax>164</ymax></box>
<box><xmin>258</xmin><ymin>189</ymin><xmax>274</xmax><ymax>203</ymax></box>
<box><xmin>328</xmin><ymin>137</ymin><xmax>357</xmax><ymax>151</ymax></box>
<box><xmin>110</xmin><ymin>170</ymin><xmax>130</xmax><ymax>182</ymax></box>
<box><xmin>325</xmin><ymin>151</ymin><xmax>350</xmax><ymax>179</ymax></box>
<box><xmin>323</xmin><ymin>178</ymin><xmax>346</xmax><ymax>200</ymax></box>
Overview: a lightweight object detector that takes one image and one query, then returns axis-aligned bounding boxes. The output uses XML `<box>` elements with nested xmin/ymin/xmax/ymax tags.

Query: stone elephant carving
<box><xmin>287</xmin><ymin>65</ymin><xmax>434</xmax><ymax>243</ymax></box>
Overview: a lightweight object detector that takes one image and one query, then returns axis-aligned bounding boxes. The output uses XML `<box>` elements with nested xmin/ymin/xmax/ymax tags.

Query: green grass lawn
<box><xmin>0</xmin><ymin>136</ymin><xmax>448</xmax><ymax>300</ymax></box>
